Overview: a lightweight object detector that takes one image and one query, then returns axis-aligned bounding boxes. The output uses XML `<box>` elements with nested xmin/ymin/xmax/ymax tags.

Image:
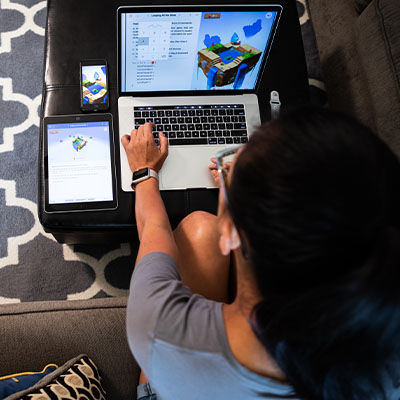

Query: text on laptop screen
<box><xmin>120</xmin><ymin>10</ymin><xmax>278</xmax><ymax>92</ymax></box>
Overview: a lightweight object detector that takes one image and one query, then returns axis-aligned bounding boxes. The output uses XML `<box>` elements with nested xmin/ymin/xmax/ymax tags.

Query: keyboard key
<box><xmin>211</xmin><ymin>124</ymin><xmax>218</xmax><ymax>130</ymax></box>
<box><xmin>153</xmin><ymin>132</ymin><xmax>159</xmax><ymax>138</ymax></box>
<box><xmin>158</xmin><ymin>111</ymin><xmax>165</xmax><ymax>117</ymax></box>
<box><xmin>239</xmin><ymin>116</ymin><xmax>246</xmax><ymax>122</ymax></box>
<box><xmin>143</xmin><ymin>111</ymin><xmax>149</xmax><ymax>117</ymax></box>
<box><xmin>208</xmin><ymin>138</ymin><xmax>217</xmax><ymax>144</ymax></box>
<box><xmin>196</xmin><ymin>110</ymin><xmax>204</xmax><ymax>116</ymax></box>
<box><xmin>231</xmin><ymin>130</ymin><xmax>248</xmax><ymax>137</ymax></box>
<box><xmin>173</xmin><ymin>110</ymin><xmax>180</xmax><ymax>116</ymax></box>
<box><xmin>150</xmin><ymin>111</ymin><xmax>157</xmax><ymax>117</ymax></box>
<box><xmin>146</xmin><ymin>118</ymin><xmax>154</xmax><ymax>123</ymax></box>
<box><xmin>169</xmin><ymin>132</ymin><xmax>176</xmax><ymax>138</ymax></box>
<box><xmin>204</xmin><ymin>109</ymin><xmax>211</xmax><ymax>116</ymax></box>
<box><xmin>172</xmin><ymin>124</ymin><xmax>179</xmax><ymax>131</ymax></box>
<box><xmin>223</xmin><ymin>130</ymin><xmax>230</xmax><ymax>137</ymax></box>
<box><xmin>211</xmin><ymin>109</ymin><xmax>218</xmax><ymax>116</ymax></box>
<box><xmin>164</xmin><ymin>125</ymin><xmax>171</xmax><ymax>131</ymax></box>
<box><xmin>200</xmin><ymin>131</ymin><xmax>207</xmax><ymax>137</ymax></box>
<box><xmin>208</xmin><ymin>131</ymin><xmax>215</xmax><ymax>137</ymax></box>
<box><xmin>185</xmin><ymin>117</ymin><xmax>192</xmax><ymax>123</ymax></box>
<box><xmin>218</xmin><ymin>123</ymin><xmax>226</xmax><ymax>130</ymax></box>
<box><xmin>234</xmin><ymin>137</ymin><xmax>241</xmax><ymax>144</ymax></box>
<box><xmin>166</xmin><ymin>110</ymin><xmax>172</xmax><ymax>116</ymax></box>
<box><xmin>226</xmin><ymin>137</ymin><xmax>233</xmax><ymax>144</ymax></box>
<box><xmin>170</xmin><ymin>117</ymin><xmax>177</xmax><ymax>124</ymax></box>
<box><xmin>219</xmin><ymin>109</ymin><xmax>226</xmax><ymax>115</ymax></box>
<box><xmin>163</xmin><ymin>132</ymin><xmax>169</xmax><ymax>138</ymax></box>
<box><xmin>208</xmin><ymin>116</ymin><xmax>216</xmax><ymax>123</ymax></box>
<box><xmin>185</xmin><ymin>132</ymin><xmax>192</xmax><ymax>138</ymax></box>
<box><xmin>157</xmin><ymin>125</ymin><xmax>163</xmax><ymax>131</ymax></box>
<box><xmin>218</xmin><ymin>138</ymin><xmax>226</xmax><ymax>144</ymax></box>
<box><xmin>227</xmin><ymin>109</ymin><xmax>234</xmax><ymax>115</ymax></box>
<box><xmin>195</xmin><ymin>124</ymin><xmax>202</xmax><ymax>130</ymax></box>
<box><xmin>234</xmin><ymin>109</ymin><xmax>245</xmax><ymax>115</ymax></box>
<box><xmin>203</xmin><ymin>124</ymin><xmax>210</xmax><ymax>130</ymax></box>
<box><xmin>241</xmin><ymin>137</ymin><xmax>248</xmax><ymax>143</ymax></box>
<box><xmin>155</xmin><ymin>118</ymin><xmax>161</xmax><ymax>124</ymax></box>
<box><xmin>178</xmin><ymin>117</ymin><xmax>184</xmax><ymax>123</ymax></box>
<box><xmin>216</xmin><ymin>130</ymin><xmax>223</xmax><ymax>137</ymax></box>
<box><xmin>170</xmin><ymin>138</ymin><xmax>208</xmax><ymax>146</ymax></box>
<box><xmin>232</xmin><ymin>116</ymin><xmax>239</xmax><ymax>122</ymax></box>
<box><xmin>188</xmin><ymin>124</ymin><xmax>195</xmax><ymax>131</ymax></box>
<box><xmin>216</xmin><ymin>116</ymin><xmax>223</xmax><ymax>123</ymax></box>
<box><xmin>181</xmin><ymin>110</ymin><xmax>188</xmax><ymax>116</ymax></box>
<box><xmin>180</xmin><ymin>124</ymin><xmax>187</xmax><ymax>130</ymax></box>
<box><xmin>162</xmin><ymin>117</ymin><xmax>169</xmax><ymax>124</ymax></box>
<box><xmin>223</xmin><ymin>116</ymin><xmax>231</xmax><ymax>122</ymax></box>
<box><xmin>177</xmin><ymin>131</ymin><xmax>184</xmax><ymax>138</ymax></box>
<box><xmin>189</xmin><ymin>110</ymin><xmax>196</xmax><ymax>116</ymax></box>
<box><xmin>134</xmin><ymin>111</ymin><xmax>141</xmax><ymax>117</ymax></box>
<box><xmin>201</xmin><ymin>117</ymin><xmax>207</xmax><ymax>123</ymax></box>
<box><xmin>155</xmin><ymin>139</ymin><xmax>160</xmax><ymax>146</ymax></box>
<box><xmin>135</xmin><ymin>118</ymin><xmax>145</xmax><ymax>125</ymax></box>
<box><xmin>193</xmin><ymin>131</ymin><xmax>200</xmax><ymax>137</ymax></box>
<box><xmin>234</xmin><ymin>123</ymin><xmax>247</xmax><ymax>130</ymax></box>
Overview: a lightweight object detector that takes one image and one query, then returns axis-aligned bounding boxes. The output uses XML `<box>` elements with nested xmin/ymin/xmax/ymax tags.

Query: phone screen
<box><xmin>81</xmin><ymin>63</ymin><xmax>108</xmax><ymax>109</ymax></box>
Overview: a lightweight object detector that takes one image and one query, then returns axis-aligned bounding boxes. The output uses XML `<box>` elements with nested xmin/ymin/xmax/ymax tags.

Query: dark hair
<box><xmin>229</xmin><ymin>106</ymin><xmax>400</xmax><ymax>399</ymax></box>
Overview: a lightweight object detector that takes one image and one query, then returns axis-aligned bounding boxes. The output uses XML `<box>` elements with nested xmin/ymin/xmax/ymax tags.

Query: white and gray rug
<box><xmin>0</xmin><ymin>0</ymin><xmax>325</xmax><ymax>304</ymax></box>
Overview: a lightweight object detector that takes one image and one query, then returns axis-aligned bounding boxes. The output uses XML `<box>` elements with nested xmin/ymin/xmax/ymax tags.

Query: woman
<box><xmin>121</xmin><ymin>106</ymin><xmax>400</xmax><ymax>400</ymax></box>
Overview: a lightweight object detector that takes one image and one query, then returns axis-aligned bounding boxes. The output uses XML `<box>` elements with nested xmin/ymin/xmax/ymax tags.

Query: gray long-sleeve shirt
<box><xmin>127</xmin><ymin>252</ymin><xmax>297</xmax><ymax>400</ymax></box>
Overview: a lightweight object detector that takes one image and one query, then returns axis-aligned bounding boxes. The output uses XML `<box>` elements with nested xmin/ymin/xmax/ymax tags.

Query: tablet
<box><xmin>43</xmin><ymin>114</ymin><xmax>118</xmax><ymax>213</ymax></box>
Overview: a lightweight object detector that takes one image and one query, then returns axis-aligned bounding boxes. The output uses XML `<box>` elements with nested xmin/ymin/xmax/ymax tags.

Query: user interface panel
<box><xmin>119</xmin><ymin>7</ymin><xmax>281</xmax><ymax>93</ymax></box>
<box><xmin>44</xmin><ymin>115</ymin><xmax>117</xmax><ymax>212</ymax></box>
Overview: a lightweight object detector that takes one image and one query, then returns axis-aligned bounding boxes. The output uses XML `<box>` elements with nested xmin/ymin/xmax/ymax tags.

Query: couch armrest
<box><xmin>0</xmin><ymin>297</ymin><xmax>139</xmax><ymax>400</ymax></box>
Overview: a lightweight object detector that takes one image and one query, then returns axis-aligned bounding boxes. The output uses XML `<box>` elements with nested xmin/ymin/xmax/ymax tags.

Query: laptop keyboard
<box><xmin>133</xmin><ymin>104</ymin><xmax>248</xmax><ymax>146</ymax></box>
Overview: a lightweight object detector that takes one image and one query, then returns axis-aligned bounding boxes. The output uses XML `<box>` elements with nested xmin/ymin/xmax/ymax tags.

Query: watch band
<box><xmin>270</xmin><ymin>90</ymin><xmax>281</xmax><ymax>120</ymax></box>
<box><xmin>131</xmin><ymin>168</ymin><xmax>159</xmax><ymax>190</ymax></box>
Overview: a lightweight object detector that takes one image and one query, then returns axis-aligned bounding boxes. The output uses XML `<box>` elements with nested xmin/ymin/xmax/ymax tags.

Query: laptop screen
<box><xmin>119</xmin><ymin>6</ymin><xmax>282</xmax><ymax>94</ymax></box>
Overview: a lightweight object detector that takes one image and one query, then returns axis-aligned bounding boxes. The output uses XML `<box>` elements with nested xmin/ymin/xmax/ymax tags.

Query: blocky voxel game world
<box><xmin>81</xmin><ymin>66</ymin><xmax>108</xmax><ymax>104</ymax></box>
<box><xmin>194</xmin><ymin>13</ymin><xmax>273</xmax><ymax>90</ymax></box>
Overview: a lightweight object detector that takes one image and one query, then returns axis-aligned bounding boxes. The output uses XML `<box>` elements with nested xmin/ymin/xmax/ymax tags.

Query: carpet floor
<box><xmin>0</xmin><ymin>0</ymin><xmax>326</xmax><ymax>304</ymax></box>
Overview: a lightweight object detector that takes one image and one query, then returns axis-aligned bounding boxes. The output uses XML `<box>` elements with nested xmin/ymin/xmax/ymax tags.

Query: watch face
<box><xmin>132</xmin><ymin>168</ymin><xmax>149</xmax><ymax>181</ymax></box>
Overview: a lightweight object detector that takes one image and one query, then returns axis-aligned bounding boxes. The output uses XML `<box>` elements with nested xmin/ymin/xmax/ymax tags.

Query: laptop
<box><xmin>117</xmin><ymin>5</ymin><xmax>282</xmax><ymax>191</ymax></box>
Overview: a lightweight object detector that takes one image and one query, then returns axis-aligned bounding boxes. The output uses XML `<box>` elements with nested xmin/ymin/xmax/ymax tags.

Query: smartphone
<box><xmin>80</xmin><ymin>59</ymin><xmax>109</xmax><ymax>112</ymax></box>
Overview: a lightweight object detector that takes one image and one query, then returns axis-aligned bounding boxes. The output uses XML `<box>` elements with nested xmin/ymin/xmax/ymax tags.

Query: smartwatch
<box><xmin>131</xmin><ymin>168</ymin><xmax>159</xmax><ymax>189</ymax></box>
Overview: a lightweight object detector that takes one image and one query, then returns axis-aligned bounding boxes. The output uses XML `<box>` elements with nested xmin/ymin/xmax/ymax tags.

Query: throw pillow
<box><xmin>0</xmin><ymin>364</ymin><xmax>58</xmax><ymax>398</ymax></box>
<box><xmin>4</xmin><ymin>355</ymin><xmax>106</xmax><ymax>400</ymax></box>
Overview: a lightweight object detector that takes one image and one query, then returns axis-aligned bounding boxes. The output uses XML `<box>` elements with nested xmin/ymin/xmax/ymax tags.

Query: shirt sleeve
<box><xmin>126</xmin><ymin>252</ymin><xmax>193</xmax><ymax>379</ymax></box>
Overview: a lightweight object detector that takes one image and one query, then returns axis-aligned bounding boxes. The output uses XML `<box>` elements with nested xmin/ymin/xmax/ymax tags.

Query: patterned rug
<box><xmin>0</xmin><ymin>0</ymin><xmax>326</xmax><ymax>304</ymax></box>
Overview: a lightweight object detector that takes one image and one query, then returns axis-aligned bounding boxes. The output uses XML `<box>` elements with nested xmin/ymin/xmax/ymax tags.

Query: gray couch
<box><xmin>0</xmin><ymin>297</ymin><xmax>138</xmax><ymax>399</ymax></box>
<box><xmin>308</xmin><ymin>0</ymin><xmax>400</xmax><ymax>156</ymax></box>
<box><xmin>1</xmin><ymin>1</ymin><xmax>399</xmax><ymax>399</ymax></box>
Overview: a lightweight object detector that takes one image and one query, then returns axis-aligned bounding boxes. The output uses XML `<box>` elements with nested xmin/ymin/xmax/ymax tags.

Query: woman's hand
<box><xmin>208</xmin><ymin>157</ymin><xmax>232</xmax><ymax>188</ymax></box>
<box><xmin>121</xmin><ymin>123</ymin><xmax>168</xmax><ymax>172</ymax></box>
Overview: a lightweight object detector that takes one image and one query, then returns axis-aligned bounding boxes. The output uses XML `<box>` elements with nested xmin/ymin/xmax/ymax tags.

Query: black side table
<box><xmin>38</xmin><ymin>0</ymin><xmax>309</xmax><ymax>244</ymax></box>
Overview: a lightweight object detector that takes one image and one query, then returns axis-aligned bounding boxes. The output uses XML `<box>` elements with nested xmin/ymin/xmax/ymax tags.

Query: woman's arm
<box><xmin>121</xmin><ymin>123</ymin><xmax>178</xmax><ymax>263</ymax></box>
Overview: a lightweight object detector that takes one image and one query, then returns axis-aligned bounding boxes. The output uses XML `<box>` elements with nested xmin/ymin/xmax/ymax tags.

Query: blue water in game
<box><xmin>88</xmin><ymin>84</ymin><xmax>103</xmax><ymax>94</ymax></box>
<box><xmin>219</xmin><ymin>48</ymin><xmax>242</xmax><ymax>64</ymax></box>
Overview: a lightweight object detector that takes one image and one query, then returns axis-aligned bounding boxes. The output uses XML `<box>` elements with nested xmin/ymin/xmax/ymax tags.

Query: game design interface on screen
<box><xmin>81</xmin><ymin>65</ymin><xmax>108</xmax><ymax>104</ymax></box>
<box><xmin>47</xmin><ymin>121</ymin><xmax>113</xmax><ymax>204</ymax></box>
<box><xmin>121</xmin><ymin>10</ymin><xmax>278</xmax><ymax>92</ymax></box>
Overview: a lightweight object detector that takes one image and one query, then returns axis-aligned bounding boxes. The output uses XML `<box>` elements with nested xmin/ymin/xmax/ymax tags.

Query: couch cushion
<box><xmin>0</xmin><ymin>297</ymin><xmax>139</xmax><ymax>400</ymax></box>
<box><xmin>357</xmin><ymin>0</ymin><xmax>400</xmax><ymax>156</ymax></box>
<box><xmin>307</xmin><ymin>0</ymin><xmax>376</xmax><ymax>132</ymax></box>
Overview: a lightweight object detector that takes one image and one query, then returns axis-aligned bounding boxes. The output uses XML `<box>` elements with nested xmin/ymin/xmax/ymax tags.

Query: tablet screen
<box><xmin>44</xmin><ymin>114</ymin><xmax>117</xmax><ymax>212</ymax></box>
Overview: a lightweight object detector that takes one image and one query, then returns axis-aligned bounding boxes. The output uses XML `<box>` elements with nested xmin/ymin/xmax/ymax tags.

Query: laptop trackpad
<box><xmin>160</xmin><ymin>147</ymin><xmax>220</xmax><ymax>190</ymax></box>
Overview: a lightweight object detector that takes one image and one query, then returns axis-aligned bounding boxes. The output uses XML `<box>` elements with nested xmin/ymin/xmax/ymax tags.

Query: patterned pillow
<box><xmin>5</xmin><ymin>355</ymin><xmax>106</xmax><ymax>400</ymax></box>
